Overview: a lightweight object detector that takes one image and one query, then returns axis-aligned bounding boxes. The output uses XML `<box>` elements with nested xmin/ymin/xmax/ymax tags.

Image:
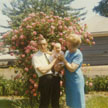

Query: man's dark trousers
<box><xmin>38</xmin><ymin>74</ymin><xmax>60</xmax><ymax>108</ymax></box>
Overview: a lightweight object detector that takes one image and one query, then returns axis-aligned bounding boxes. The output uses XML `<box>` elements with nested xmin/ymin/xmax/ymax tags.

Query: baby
<box><xmin>52</xmin><ymin>43</ymin><xmax>64</xmax><ymax>75</ymax></box>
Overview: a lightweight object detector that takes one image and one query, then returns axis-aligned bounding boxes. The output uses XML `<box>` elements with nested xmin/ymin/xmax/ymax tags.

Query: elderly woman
<box><xmin>58</xmin><ymin>34</ymin><xmax>85</xmax><ymax>108</ymax></box>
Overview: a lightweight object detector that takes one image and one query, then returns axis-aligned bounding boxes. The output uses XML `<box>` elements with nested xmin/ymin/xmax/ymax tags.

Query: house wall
<box><xmin>81</xmin><ymin>36</ymin><xmax>108</xmax><ymax>65</ymax></box>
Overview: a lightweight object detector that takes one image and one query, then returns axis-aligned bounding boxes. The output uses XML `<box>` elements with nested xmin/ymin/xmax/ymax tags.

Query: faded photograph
<box><xmin>0</xmin><ymin>0</ymin><xmax>108</xmax><ymax>108</ymax></box>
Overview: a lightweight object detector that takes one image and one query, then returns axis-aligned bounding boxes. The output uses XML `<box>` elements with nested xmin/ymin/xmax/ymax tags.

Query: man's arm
<box><xmin>36</xmin><ymin>58</ymin><xmax>57</xmax><ymax>74</ymax></box>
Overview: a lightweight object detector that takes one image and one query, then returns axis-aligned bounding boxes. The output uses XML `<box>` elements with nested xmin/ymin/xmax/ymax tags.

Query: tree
<box><xmin>2</xmin><ymin>0</ymin><xmax>85</xmax><ymax>29</ymax></box>
<box><xmin>93</xmin><ymin>0</ymin><xmax>108</xmax><ymax>17</ymax></box>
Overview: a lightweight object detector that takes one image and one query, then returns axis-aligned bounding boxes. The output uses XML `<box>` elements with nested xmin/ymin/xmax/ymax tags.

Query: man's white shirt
<box><xmin>32</xmin><ymin>51</ymin><xmax>53</xmax><ymax>77</ymax></box>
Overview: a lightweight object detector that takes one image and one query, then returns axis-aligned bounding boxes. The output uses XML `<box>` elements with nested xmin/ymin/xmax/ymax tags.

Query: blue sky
<box><xmin>0</xmin><ymin>0</ymin><xmax>101</xmax><ymax>33</ymax></box>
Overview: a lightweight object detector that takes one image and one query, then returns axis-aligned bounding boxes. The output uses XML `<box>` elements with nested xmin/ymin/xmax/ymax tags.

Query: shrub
<box><xmin>2</xmin><ymin>12</ymin><xmax>94</xmax><ymax>107</ymax></box>
<box><xmin>84</xmin><ymin>75</ymin><xmax>108</xmax><ymax>93</ymax></box>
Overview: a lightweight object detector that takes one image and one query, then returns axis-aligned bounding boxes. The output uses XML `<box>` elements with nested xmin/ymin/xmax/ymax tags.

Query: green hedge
<box><xmin>84</xmin><ymin>75</ymin><xmax>108</xmax><ymax>93</ymax></box>
<box><xmin>0</xmin><ymin>75</ymin><xmax>108</xmax><ymax>96</ymax></box>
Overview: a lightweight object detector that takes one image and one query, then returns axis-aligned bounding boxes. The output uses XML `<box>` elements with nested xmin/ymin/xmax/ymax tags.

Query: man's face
<box><xmin>38</xmin><ymin>39</ymin><xmax>47</xmax><ymax>51</ymax></box>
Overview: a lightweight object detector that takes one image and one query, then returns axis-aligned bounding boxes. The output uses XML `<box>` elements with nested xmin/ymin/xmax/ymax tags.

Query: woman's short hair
<box><xmin>66</xmin><ymin>34</ymin><xmax>82</xmax><ymax>48</ymax></box>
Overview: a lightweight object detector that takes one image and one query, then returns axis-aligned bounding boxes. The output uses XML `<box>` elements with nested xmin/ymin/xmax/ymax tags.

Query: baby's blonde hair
<box><xmin>54</xmin><ymin>43</ymin><xmax>61</xmax><ymax>48</ymax></box>
<box><xmin>66</xmin><ymin>34</ymin><xmax>82</xmax><ymax>48</ymax></box>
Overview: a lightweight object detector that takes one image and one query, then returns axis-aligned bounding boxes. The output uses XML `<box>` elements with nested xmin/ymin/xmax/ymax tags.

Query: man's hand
<box><xmin>54</xmin><ymin>64</ymin><xmax>63</xmax><ymax>72</ymax></box>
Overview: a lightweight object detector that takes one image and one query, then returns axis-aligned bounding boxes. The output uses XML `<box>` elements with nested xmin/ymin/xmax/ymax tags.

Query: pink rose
<box><xmin>60</xmin><ymin>81</ymin><xmax>63</xmax><ymax>87</ymax></box>
<box><xmin>12</xmin><ymin>35</ymin><xmax>17</xmax><ymax>41</ymax></box>
<box><xmin>0</xmin><ymin>42</ymin><xmax>4</xmax><ymax>46</ymax></box>
<box><xmin>86</xmin><ymin>39</ymin><xmax>90</xmax><ymax>43</ymax></box>
<box><xmin>41</xmin><ymin>19</ymin><xmax>46</xmax><ymax>23</ymax></box>
<box><xmin>25</xmin><ymin>90</ymin><xmax>29</xmax><ymax>94</ymax></box>
<box><xmin>61</xmin><ymin>46</ymin><xmax>66</xmax><ymax>51</ymax></box>
<box><xmin>39</xmin><ymin>34</ymin><xmax>43</xmax><ymax>39</ymax></box>
<box><xmin>68</xmin><ymin>26</ymin><xmax>73</xmax><ymax>31</ymax></box>
<box><xmin>59</xmin><ymin>38</ymin><xmax>63</xmax><ymax>42</ymax></box>
<box><xmin>40</xmin><ymin>12</ymin><xmax>46</xmax><ymax>16</ymax></box>
<box><xmin>30</xmin><ymin>54</ymin><xmax>34</xmax><ymax>58</ymax></box>
<box><xmin>53</xmin><ymin>16</ymin><xmax>59</xmax><ymax>19</ymax></box>
<box><xmin>50</xmin><ymin>31</ymin><xmax>54</xmax><ymax>35</ymax></box>
<box><xmin>2</xmin><ymin>33</ymin><xmax>8</xmax><ymax>38</ymax></box>
<box><xmin>23</xmin><ymin>18</ymin><xmax>28</xmax><ymax>22</ymax></box>
<box><xmin>20</xmin><ymin>42</ymin><xmax>24</xmax><ymax>45</ymax></box>
<box><xmin>19</xmin><ymin>28</ymin><xmax>23</xmax><ymax>32</ymax></box>
<box><xmin>29</xmin><ymin>13</ymin><xmax>35</xmax><ymax>17</ymax></box>
<box><xmin>89</xmin><ymin>82</ymin><xmax>93</xmax><ymax>87</ymax></box>
<box><xmin>19</xmin><ymin>35</ymin><xmax>25</xmax><ymax>40</ymax></box>
<box><xmin>25</xmin><ymin>49</ymin><xmax>30</xmax><ymax>54</ymax></box>
<box><xmin>59</xmin><ymin>33</ymin><xmax>63</xmax><ymax>36</ymax></box>
<box><xmin>33</xmin><ymin>48</ymin><xmax>38</xmax><ymax>52</ymax></box>
<box><xmin>58</xmin><ymin>21</ymin><xmax>62</xmax><ymax>25</ymax></box>
<box><xmin>10</xmin><ymin>53</ymin><xmax>14</xmax><ymax>56</ymax></box>
<box><xmin>58</xmin><ymin>26</ymin><xmax>63</xmax><ymax>30</ymax></box>
<box><xmin>73</xmin><ymin>19</ymin><xmax>76</xmax><ymax>23</ymax></box>
<box><xmin>14</xmin><ymin>30</ymin><xmax>19</xmax><ymax>34</ymax></box>
<box><xmin>34</xmin><ymin>83</ymin><xmax>38</xmax><ymax>89</ymax></box>
<box><xmin>33</xmin><ymin>31</ymin><xmax>37</xmax><ymax>35</ymax></box>
<box><xmin>32</xmin><ymin>89</ymin><xmax>36</xmax><ymax>92</ymax></box>
<box><xmin>64</xmin><ymin>26</ymin><xmax>68</xmax><ymax>30</ymax></box>
<box><xmin>64</xmin><ymin>17</ymin><xmax>70</xmax><ymax>21</ymax></box>
<box><xmin>73</xmin><ymin>26</ymin><xmax>76</xmax><ymax>31</ymax></box>
<box><xmin>51</xmin><ymin>42</ymin><xmax>55</xmax><ymax>46</ymax></box>
<box><xmin>51</xmin><ymin>26</ymin><xmax>55</xmax><ymax>30</ymax></box>
<box><xmin>45</xmin><ymin>16</ymin><xmax>49</xmax><ymax>19</ymax></box>
<box><xmin>86</xmin><ymin>81</ymin><xmax>89</xmax><ymax>85</ymax></box>
<box><xmin>21</xmin><ymin>54</ymin><xmax>25</xmax><ymax>58</ymax></box>
<box><xmin>26</xmin><ymin>25</ymin><xmax>32</xmax><ymax>29</ymax></box>
<box><xmin>32</xmin><ymin>23</ymin><xmax>36</xmax><ymax>27</ymax></box>
<box><xmin>11</xmin><ymin>46</ymin><xmax>16</xmax><ymax>50</ymax></box>
<box><xmin>24</xmin><ymin>67</ymin><xmax>29</xmax><ymax>72</ymax></box>
<box><xmin>92</xmin><ymin>41</ymin><xmax>95</xmax><ymax>45</ymax></box>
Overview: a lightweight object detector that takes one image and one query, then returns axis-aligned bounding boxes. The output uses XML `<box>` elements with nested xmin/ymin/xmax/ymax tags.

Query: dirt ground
<box><xmin>0</xmin><ymin>67</ymin><xmax>17</xmax><ymax>80</ymax></box>
<box><xmin>0</xmin><ymin>65</ymin><xmax>108</xmax><ymax>79</ymax></box>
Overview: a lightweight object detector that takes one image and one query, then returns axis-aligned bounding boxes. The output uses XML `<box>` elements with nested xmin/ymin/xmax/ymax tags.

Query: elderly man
<box><xmin>32</xmin><ymin>38</ymin><xmax>60</xmax><ymax>108</ymax></box>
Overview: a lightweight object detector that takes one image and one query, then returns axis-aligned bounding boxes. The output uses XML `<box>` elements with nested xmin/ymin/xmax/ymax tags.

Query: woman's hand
<box><xmin>54</xmin><ymin>64</ymin><xmax>63</xmax><ymax>72</ymax></box>
<box><xmin>58</xmin><ymin>54</ymin><xmax>65</xmax><ymax>62</ymax></box>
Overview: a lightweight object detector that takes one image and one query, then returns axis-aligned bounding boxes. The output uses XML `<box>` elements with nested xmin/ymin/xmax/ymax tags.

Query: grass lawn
<box><xmin>86</xmin><ymin>96</ymin><xmax>108</xmax><ymax>108</ymax></box>
<box><xmin>0</xmin><ymin>92</ymin><xmax>108</xmax><ymax>108</ymax></box>
<box><xmin>0</xmin><ymin>99</ymin><xmax>14</xmax><ymax>108</ymax></box>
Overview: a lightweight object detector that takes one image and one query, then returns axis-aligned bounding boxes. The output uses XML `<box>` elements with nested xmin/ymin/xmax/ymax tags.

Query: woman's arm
<box><xmin>58</xmin><ymin>54</ymin><xmax>79</xmax><ymax>72</ymax></box>
<box><xmin>63</xmin><ymin>59</ymin><xmax>79</xmax><ymax>72</ymax></box>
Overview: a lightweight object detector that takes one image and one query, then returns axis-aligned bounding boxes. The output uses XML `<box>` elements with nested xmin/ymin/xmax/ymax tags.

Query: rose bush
<box><xmin>2</xmin><ymin>12</ymin><xmax>95</xmax><ymax>105</ymax></box>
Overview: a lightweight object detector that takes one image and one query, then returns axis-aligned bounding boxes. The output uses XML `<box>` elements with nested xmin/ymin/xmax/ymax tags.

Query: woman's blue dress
<box><xmin>65</xmin><ymin>49</ymin><xmax>85</xmax><ymax>108</ymax></box>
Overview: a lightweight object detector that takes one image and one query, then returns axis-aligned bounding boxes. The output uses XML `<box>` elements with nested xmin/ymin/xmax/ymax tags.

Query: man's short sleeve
<box><xmin>72</xmin><ymin>53</ymin><xmax>83</xmax><ymax>65</ymax></box>
<box><xmin>32</xmin><ymin>55</ymin><xmax>41</xmax><ymax>68</ymax></box>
